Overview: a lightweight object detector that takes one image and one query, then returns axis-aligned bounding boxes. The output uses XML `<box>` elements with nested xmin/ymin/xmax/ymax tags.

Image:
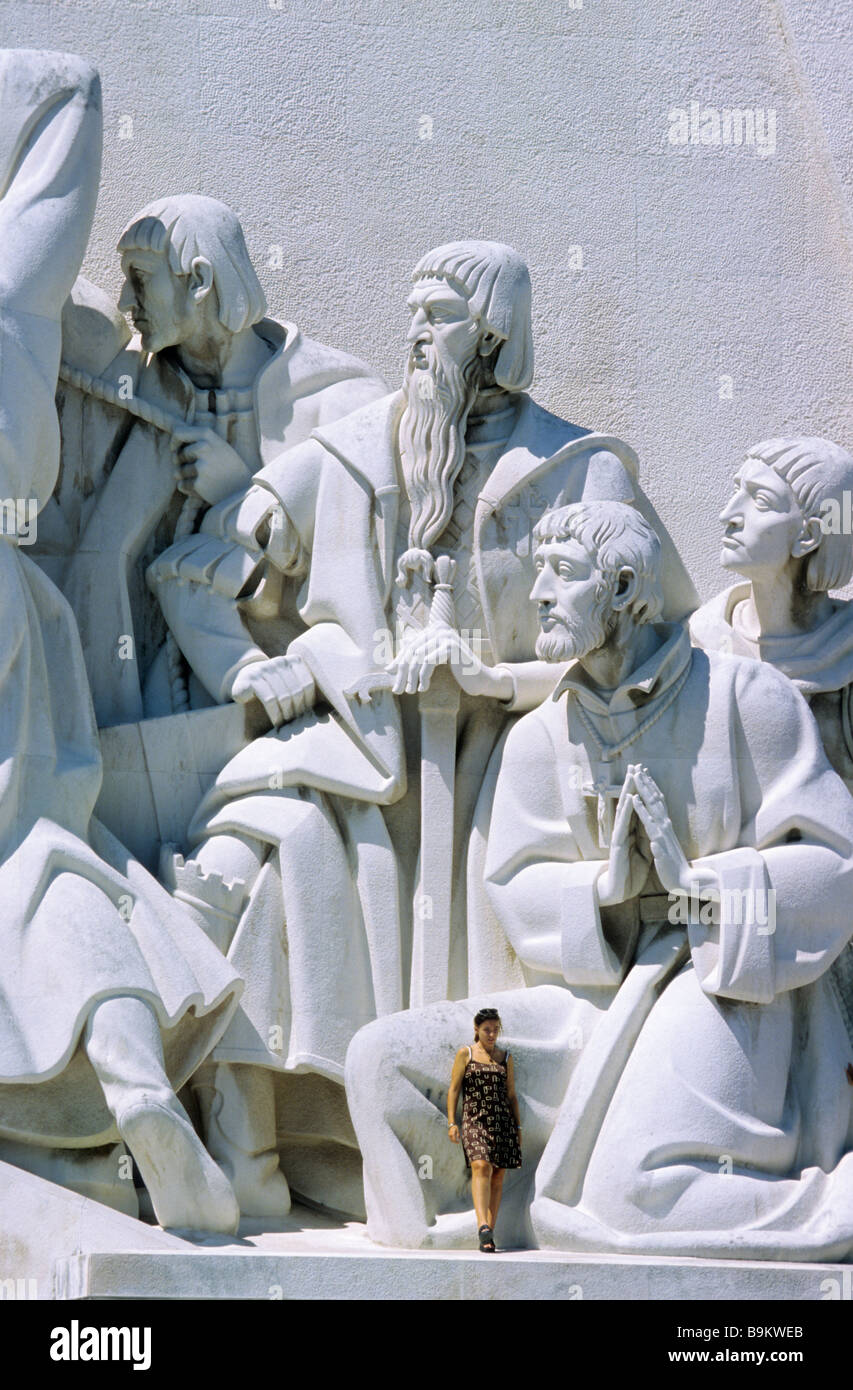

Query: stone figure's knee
<box><xmin>192</xmin><ymin>831</ymin><xmax>266</xmax><ymax>885</ymax></box>
<box><xmin>41</xmin><ymin>870</ymin><xmax>106</xmax><ymax>918</ymax></box>
<box><xmin>345</xmin><ymin>1018</ymin><xmax>404</xmax><ymax>1112</ymax></box>
<box><xmin>160</xmin><ymin>833</ymin><xmax>268</xmax><ymax>955</ymax></box>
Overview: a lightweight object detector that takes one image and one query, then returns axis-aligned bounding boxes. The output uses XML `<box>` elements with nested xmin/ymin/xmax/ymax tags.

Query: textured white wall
<box><xmin>6</xmin><ymin>0</ymin><xmax>852</xmax><ymax>599</ymax></box>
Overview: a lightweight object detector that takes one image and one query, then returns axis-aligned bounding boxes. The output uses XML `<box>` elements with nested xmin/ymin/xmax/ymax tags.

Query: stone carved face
<box><xmin>531</xmin><ymin>536</ymin><xmax>615</xmax><ymax>663</ymax></box>
<box><xmin>719</xmin><ymin>457</ymin><xmax>807</xmax><ymax>579</ymax></box>
<box><xmin>405</xmin><ymin>278</ymin><xmax>481</xmax><ymax>379</ymax></box>
<box><xmin>118</xmin><ymin>247</ymin><xmax>200</xmax><ymax>354</ymax></box>
<box><xmin>399</xmin><ymin>276</ymin><xmax>487</xmax><ymax>553</ymax></box>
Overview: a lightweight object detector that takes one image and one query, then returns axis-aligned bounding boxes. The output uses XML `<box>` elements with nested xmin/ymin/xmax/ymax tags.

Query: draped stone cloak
<box><xmin>691</xmin><ymin>581</ymin><xmax>853</xmax><ymax>1050</ymax></box>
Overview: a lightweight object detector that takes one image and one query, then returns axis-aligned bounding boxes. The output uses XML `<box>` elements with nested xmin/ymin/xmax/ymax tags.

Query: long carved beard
<box><xmin>399</xmin><ymin>346</ymin><xmax>482</xmax><ymax>556</ymax></box>
<box><xmin>535</xmin><ymin>588</ymin><xmax>615</xmax><ymax>663</ymax></box>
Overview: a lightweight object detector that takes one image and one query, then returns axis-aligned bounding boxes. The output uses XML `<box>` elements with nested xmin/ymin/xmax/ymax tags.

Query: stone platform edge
<box><xmin>53</xmin><ymin>1248</ymin><xmax>852</xmax><ymax>1302</ymax></box>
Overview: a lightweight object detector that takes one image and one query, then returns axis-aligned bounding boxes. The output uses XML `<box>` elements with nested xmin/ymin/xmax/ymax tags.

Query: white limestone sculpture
<box><xmin>0</xmin><ymin>49</ymin><xmax>243</xmax><ymax>1235</ymax></box>
<box><xmin>346</xmin><ymin>500</ymin><xmax>853</xmax><ymax>1258</ymax></box>
<box><xmin>691</xmin><ymin>435</ymin><xmax>853</xmax><ymax>1046</ymax></box>
<box><xmin>46</xmin><ymin>194</ymin><xmax>387</xmax><ymax>727</ymax></box>
<box><xmin>149</xmin><ymin>240</ymin><xmax>698</xmax><ymax>1219</ymax></box>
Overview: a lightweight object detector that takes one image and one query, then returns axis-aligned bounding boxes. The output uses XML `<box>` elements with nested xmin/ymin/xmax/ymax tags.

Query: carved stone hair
<box><xmin>745</xmin><ymin>436</ymin><xmax>853</xmax><ymax>593</ymax></box>
<box><xmin>411</xmin><ymin>240</ymin><xmax>533</xmax><ymax>393</ymax></box>
<box><xmin>534</xmin><ymin>500</ymin><xmax>665</xmax><ymax>625</ymax></box>
<box><xmin>117</xmin><ymin>194</ymin><xmax>267</xmax><ymax>335</ymax></box>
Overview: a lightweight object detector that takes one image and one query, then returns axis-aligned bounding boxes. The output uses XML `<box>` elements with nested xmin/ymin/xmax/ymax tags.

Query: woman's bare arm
<box><xmin>447</xmin><ymin>1046</ymin><xmax>468</xmax><ymax>1142</ymax></box>
<box><xmin>505</xmin><ymin>1054</ymin><xmax>521</xmax><ymax>1130</ymax></box>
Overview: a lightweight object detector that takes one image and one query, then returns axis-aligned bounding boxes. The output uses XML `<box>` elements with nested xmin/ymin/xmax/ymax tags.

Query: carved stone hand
<box><xmin>172</xmin><ymin>424</ymin><xmax>252</xmax><ymax>505</ymax></box>
<box><xmin>630</xmin><ymin>764</ymin><xmax>715</xmax><ymax>898</ymax></box>
<box><xmin>386</xmin><ymin>624</ymin><xmax>512</xmax><ymax>700</ymax></box>
<box><xmin>596</xmin><ymin>766</ymin><xmax>651</xmax><ymax>907</ymax></box>
<box><xmin>230</xmin><ymin>653</ymin><xmax>317</xmax><ymax>727</ymax></box>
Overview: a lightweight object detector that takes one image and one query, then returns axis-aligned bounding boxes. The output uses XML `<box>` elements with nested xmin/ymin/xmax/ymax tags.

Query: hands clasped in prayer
<box><xmin>597</xmin><ymin>763</ymin><xmax>717</xmax><ymax>907</ymax></box>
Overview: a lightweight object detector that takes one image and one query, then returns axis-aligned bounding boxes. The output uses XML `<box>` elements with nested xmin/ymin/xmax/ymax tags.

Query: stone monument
<box><xmin>1</xmin><ymin>16</ymin><xmax>852</xmax><ymax>1304</ymax></box>
<box><xmin>690</xmin><ymin>436</ymin><xmax>853</xmax><ymax>1054</ymax></box>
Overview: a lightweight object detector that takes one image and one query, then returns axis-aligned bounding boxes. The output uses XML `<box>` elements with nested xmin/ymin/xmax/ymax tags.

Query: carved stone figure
<box><xmin>44</xmin><ymin>195</ymin><xmax>386</xmax><ymax>726</ymax></box>
<box><xmin>0</xmin><ymin>49</ymin><xmax>243</xmax><ymax>1234</ymax></box>
<box><xmin>346</xmin><ymin>500</ymin><xmax>853</xmax><ymax>1258</ymax></box>
<box><xmin>690</xmin><ymin>435</ymin><xmax>853</xmax><ymax>1044</ymax></box>
<box><xmin>150</xmin><ymin>241</ymin><xmax>697</xmax><ymax>1218</ymax></box>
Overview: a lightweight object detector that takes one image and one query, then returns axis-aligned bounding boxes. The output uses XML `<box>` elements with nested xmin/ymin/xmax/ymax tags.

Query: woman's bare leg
<box><xmin>471</xmin><ymin>1159</ymin><xmax>493</xmax><ymax>1230</ymax></box>
<box><xmin>487</xmin><ymin>1168</ymin><xmax>506</xmax><ymax>1230</ymax></box>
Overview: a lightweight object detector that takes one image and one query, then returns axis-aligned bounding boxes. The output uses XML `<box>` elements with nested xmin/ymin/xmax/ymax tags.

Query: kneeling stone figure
<box><xmin>346</xmin><ymin>499</ymin><xmax>853</xmax><ymax>1258</ymax></box>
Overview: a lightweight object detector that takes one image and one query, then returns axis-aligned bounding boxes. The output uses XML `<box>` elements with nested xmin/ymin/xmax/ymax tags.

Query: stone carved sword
<box><xmin>409</xmin><ymin>556</ymin><xmax>461</xmax><ymax>1007</ymax></box>
<box><xmin>346</xmin><ymin>555</ymin><xmax>461</xmax><ymax>1007</ymax></box>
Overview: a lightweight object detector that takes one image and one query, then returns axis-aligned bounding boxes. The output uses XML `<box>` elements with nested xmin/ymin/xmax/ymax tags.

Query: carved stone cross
<box><xmin>581</xmin><ymin>759</ymin><xmax>623</xmax><ymax>849</ymax></box>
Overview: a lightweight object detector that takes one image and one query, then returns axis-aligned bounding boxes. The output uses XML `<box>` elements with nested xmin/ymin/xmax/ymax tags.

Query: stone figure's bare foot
<box><xmin>117</xmin><ymin>1095</ymin><xmax>240</xmax><ymax>1235</ymax></box>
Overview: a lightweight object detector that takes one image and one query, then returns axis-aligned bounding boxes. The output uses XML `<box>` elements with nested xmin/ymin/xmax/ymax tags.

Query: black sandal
<box><xmin>478</xmin><ymin>1224</ymin><xmax>496</xmax><ymax>1253</ymax></box>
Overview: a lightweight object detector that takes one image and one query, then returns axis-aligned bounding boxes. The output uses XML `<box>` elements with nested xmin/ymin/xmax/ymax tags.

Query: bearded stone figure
<box><xmin>149</xmin><ymin>240</ymin><xmax>697</xmax><ymax>1219</ymax></box>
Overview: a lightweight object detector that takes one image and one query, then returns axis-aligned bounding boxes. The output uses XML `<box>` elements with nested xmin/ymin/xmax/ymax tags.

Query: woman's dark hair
<box><xmin>473</xmin><ymin>1007</ymin><xmax>501</xmax><ymax>1040</ymax></box>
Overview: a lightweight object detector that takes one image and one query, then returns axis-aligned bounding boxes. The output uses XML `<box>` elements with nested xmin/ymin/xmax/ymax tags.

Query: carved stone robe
<box><xmin>691</xmin><ymin>581</ymin><xmax>853</xmax><ymax>1048</ymax></box>
<box><xmin>484</xmin><ymin>627</ymin><xmax>853</xmax><ymax>1258</ymax></box>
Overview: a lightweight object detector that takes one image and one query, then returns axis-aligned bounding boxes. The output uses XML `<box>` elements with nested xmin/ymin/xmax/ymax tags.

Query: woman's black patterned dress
<box><xmin>460</xmin><ymin>1047</ymin><xmax>522</xmax><ymax>1169</ymax></box>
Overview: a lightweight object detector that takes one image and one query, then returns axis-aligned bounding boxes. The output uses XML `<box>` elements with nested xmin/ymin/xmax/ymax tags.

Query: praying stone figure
<box><xmin>346</xmin><ymin>500</ymin><xmax>853</xmax><ymax>1258</ymax></box>
<box><xmin>690</xmin><ymin>435</ymin><xmax>853</xmax><ymax>1046</ymax></box>
<box><xmin>0</xmin><ymin>49</ymin><xmax>243</xmax><ymax>1234</ymax></box>
<box><xmin>150</xmin><ymin>240</ymin><xmax>697</xmax><ymax>1219</ymax></box>
<box><xmin>47</xmin><ymin>194</ymin><xmax>386</xmax><ymax>726</ymax></box>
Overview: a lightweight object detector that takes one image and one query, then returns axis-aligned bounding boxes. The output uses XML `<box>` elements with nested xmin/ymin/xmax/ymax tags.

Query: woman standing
<box><xmin>448</xmin><ymin>1008</ymin><xmax>522</xmax><ymax>1252</ymax></box>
